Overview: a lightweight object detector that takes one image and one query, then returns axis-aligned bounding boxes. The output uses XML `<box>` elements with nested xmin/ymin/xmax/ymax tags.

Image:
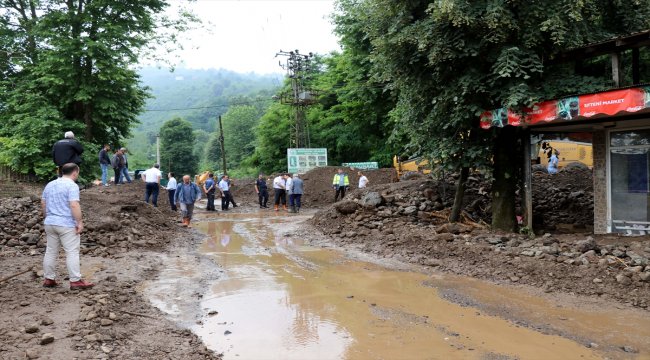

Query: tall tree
<box><xmin>0</xmin><ymin>0</ymin><xmax>196</xmax><ymax>179</ymax></box>
<box><xmin>160</xmin><ymin>117</ymin><xmax>197</xmax><ymax>176</ymax></box>
<box><xmin>222</xmin><ymin>105</ymin><xmax>264</xmax><ymax>169</ymax></box>
<box><xmin>335</xmin><ymin>0</ymin><xmax>650</xmax><ymax>230</ymax></box>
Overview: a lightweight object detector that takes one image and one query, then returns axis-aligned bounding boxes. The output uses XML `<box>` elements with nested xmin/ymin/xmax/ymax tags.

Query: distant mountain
<box><xmin>126</xmin><ymin>67</ymin><xmax>280</xmax><ymax>168</ymax></box>
<box><xmin>137</xmin><ymin>67</ymin><xmax>281</xmax><ymax>132</ymax></box>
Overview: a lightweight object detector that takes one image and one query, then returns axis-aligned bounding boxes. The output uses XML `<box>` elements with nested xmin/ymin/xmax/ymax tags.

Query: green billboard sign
<box><xmin>287</xmin><ymin>148</ymin><xmax>328</xmax><ymax>173</ymax></box>
<box><xmin>342</xmin><ymin>162</ymin><xmax>379</xmax><ymax>170</ymax></box>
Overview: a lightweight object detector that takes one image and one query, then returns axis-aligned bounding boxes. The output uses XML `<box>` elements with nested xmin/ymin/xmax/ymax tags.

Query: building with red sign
<box><xmin>482</xmin><ymin>31</ymin><xmax>650</xmax><ymax>234</ymax></box>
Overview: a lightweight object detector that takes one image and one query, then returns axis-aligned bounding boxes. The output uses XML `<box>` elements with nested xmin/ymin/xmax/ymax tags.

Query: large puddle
<box><xmin>144</xmin><ymin>212</ymin><xmax>650</xmax><ymax>360</ymax></box>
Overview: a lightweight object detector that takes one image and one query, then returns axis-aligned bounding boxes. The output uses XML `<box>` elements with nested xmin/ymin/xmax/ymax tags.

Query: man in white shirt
<box><xmin>166</xmin><ymin>172</ymin><xmax>178</xmax><ymax>211</ymax></box>
<box><xmin>142</xmin><ymin>164</ymin><xmax>162</xmax><ymax>207</ymax></box>
<box><xmin>285</xmin><ymin>175</ymin><xmax>293</xmax><ymax>213</ymax></box>
<box><xmin>358</xmin><ymin>171</ymin><xmax>369</xmax><ymax>189</ymax></box>
<box><xmin>272</xmin><ymin>174</ymin><xmax>287</xmax><ymax>211</ymax></box>
<box><xmin>218</xmin><ymin>175</ymin><xmax>232</xmax><ymax>210</ymax></box>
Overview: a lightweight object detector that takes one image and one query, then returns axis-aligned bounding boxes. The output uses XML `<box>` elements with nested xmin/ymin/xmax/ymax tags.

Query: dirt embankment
<box><xmin>311</xmin><ymin>177</ymin><xmax>650</xmax><ymax>310</ymax></box>
<box><xmin>231</xmin><ymin>166</ymin><xmax>397</xmax><ymax>207</ymax></box>
<box><xmin>0</xmin><ymin>183</ymin><xmax>219</xmax><ymax>359</ymax></box>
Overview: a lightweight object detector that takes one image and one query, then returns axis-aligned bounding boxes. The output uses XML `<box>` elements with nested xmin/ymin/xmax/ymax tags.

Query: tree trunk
<box><xmin>491</xmin><ymin>126</ymin><xmax>520</xmax><ymax>232</ymax></box>
<box><xmin>450</xmin><ymin>166</ymin><xmax>469</xmax><ymax>222</ymax></box>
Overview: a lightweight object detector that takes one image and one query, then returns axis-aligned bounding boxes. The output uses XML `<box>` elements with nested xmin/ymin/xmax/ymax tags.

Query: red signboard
<box><xmin>480</xmin><ymin>87</ymin><xmax>650</xmax><ymax>129</ymax></box>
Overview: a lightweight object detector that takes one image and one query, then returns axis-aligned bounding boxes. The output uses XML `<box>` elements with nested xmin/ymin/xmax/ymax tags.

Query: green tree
<box><xmin>222</xmin><ymin>105</ymin><xmax>263</xmax><ymax>169</ymax></box>
<box><xmin>0</xmin><ymin>0</ymin><xmax>196</xmax><ymax>179</ymax></box>
<box><xmin>160</xmin><ymin>117</ymin><xmax>197</xmax><ymax>176</ymax></box>
<box><xmin>334</xmin><ymin>0</ymin><xmax>650</xmax><ymax>230</ymax></box>
<box><xmin>202</xmin><ymin>133</ymin><xmax>223</xmax><ymax>173</ymax></box>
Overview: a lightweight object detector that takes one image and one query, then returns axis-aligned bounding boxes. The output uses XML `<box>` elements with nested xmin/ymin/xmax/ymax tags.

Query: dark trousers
<box><xmin>168</xmin><ymin>189</ymin><xmax>177</xmax><ymax>211</ymax></box>
<box><xmin>290</xmin><ymin>194</ymin><xmax>302</xmax><ymax>208</ymax></box>
<box><xmin>145</xmin><ymin>182</ymin><xmax>159</xmax><ymax>207</ymax></box>
<box><xmin>334</xmin><ymin>186</ymin><xmax>346</xmax><ymax>202</ymax></box>
<box><xmin>274</xmin><ymin>189</ymin><xmax>286</xmax><ymax>206</ymax></box>
<box><xmin>114</xmin><ymin>167</ymin><xmax>123</xmax><ymax>184</ymax></box>
<box><xmin>207</xmin><ymin>191</ymin><xmax>216</xmax><ymax>211</ymax></box>
<box><xmin>221</xmin><ymin>191</ymin><xmax>231</xmax><ymax>210</ymax></box>
<box><xmin>259</xmin><ymin>190</ymin><xmax>269</xmax><ymax>207</ymax></box>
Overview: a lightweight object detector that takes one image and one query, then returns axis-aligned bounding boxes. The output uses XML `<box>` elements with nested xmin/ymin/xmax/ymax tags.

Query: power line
<box><xmin>143</xmin><ymin>98</ymin><xmax>273</xmax><ymax>112</ymax></box>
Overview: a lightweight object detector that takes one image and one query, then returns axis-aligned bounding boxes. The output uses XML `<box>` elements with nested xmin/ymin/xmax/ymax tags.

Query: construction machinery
<box><xmin>393</xmin><ymin>155</ymin><xmax>432</xmax><ymax>178</ymax></box>
<box><xmin>537</xmin><ymin>141</ymin><xmax>593</xmax><ymax>169</ymax></box>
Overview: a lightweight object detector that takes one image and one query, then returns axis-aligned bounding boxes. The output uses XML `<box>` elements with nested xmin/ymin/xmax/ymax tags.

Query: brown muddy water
<box><xmin>144</xmin><ymin>212</ymin><xmax>650</xmax><ymax>360</ymax></box>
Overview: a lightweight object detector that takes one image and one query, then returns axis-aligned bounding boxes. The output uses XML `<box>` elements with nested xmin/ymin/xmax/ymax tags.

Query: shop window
<box><xmin>610</xmin><ymin>129</ymin><xmax>650</xmax><ymax>231</ymax></box>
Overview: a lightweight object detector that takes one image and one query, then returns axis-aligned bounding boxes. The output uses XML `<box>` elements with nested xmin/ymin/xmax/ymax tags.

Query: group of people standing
<box><xmin>268</xmin><ymin>173</ymin><xmax>304</xmax><ymax>213</ymax></box>
<box><xmin>98</xmin><ymin>144</ymin><xmax>132</xmax><ymax>186</ymax></box>
<box><xmin>202</xmin><ymin>173</ymin><xmax>238</xmax><ymax>212</ymax></box>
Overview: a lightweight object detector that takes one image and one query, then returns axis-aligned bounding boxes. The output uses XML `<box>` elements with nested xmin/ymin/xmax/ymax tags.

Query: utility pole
<box><xmin>218</xmin><ymin>115</ymin><xmax>227</xmax><ymax>175</ymax></box>
<box><xmin>156</xmin><ymin>134</ymin><xmax>160</xmax><ymax>165</ymax></box>
<box><xmin>276</xmin><ymin>49</ymin><xmax>317</xmax><ymax>148</ymax></box>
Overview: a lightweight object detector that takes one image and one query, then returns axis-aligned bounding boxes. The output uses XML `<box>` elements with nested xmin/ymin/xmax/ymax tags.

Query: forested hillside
<box><xmin>126</xmin><ymin>68</ymin><xmax>279</xmax><ymax>169</ymax></box>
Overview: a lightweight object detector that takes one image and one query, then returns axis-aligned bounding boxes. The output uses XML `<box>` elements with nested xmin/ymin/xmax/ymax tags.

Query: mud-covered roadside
<box><xmin>0</xmin><ymin>183</ymin><xmax>219</xmax><ymax>359</ymax></box>
<box><xmin>311</xmin><ymin>179</ymin><xmax>650</xmax><ymax>311</ymax></box>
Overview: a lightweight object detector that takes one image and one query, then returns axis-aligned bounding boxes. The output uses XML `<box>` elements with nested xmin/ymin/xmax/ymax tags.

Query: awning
<box><xmin>480</xmin><ymin>86</ymin><xmax>650</xmax><ymax>129</ymax></box>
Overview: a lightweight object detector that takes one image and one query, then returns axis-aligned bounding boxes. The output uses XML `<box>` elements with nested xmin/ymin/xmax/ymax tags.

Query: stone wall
<box><xmin>592</xmin><ymin>130</ymin><xmax>607</xmax><ymax>234</ymax></box>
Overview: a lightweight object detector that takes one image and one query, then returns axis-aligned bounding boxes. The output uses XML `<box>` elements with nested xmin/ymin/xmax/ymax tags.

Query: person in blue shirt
<box><xmin>41</xmin><ymin>163</ymin><xmax>94</xmax><ymax>290</ymax></box>
<box><xmin>548</xmin><ymin>149</ymin><xmax>560</xmax><ymax>174</ymax></box>
<box><xmin>174</xmin><ymin>175</ymin><xmax>202</xmax><ymax>227</ymax></box>
<box><xmin>203</xmin><ymin>173</ymin><xmax>217</xmax><ymax>211</ymax></box>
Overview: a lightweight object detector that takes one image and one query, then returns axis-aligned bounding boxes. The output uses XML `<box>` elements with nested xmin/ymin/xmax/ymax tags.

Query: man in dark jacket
<box><xmin>111</xmin><ymin>149</ymin><xmax>125</xmax><ymax>185</ymax></box>
<box><xmin>98</xmin><ymin>144</ymin><xmax>111</xmax><ymax>186</ymax></box>
<box><xmin>52</xmin><ymin>131</ymin><xmax>84</xmax><ymax>176</ymax></box>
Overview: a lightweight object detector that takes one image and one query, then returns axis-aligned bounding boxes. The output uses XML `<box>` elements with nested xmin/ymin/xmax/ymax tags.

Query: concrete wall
<box><xmin>592</xmin><ymin>130</ymin><xmax>608</xmax><ymax>234</ymax></box>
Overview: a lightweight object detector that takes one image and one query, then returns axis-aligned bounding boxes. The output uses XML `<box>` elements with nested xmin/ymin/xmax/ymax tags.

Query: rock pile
<box><xmin>532</xmin><ymin>166</ymin><xmax>594</xmax><ymax>232</ymax></box>
<box><xmin>312</xmin><ymin>179</ymin><xmax>650</xmax><ymax>309</ymax></box>
<box><xmin>0</xmin><ymin>183</ymin><xmax>180</xmax><ymax>256</ymax></box>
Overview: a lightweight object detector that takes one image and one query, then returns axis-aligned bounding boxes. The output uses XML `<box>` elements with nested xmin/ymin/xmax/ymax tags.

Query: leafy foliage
<box><xmin>332</xmin><ymin>0</ymin><xmax>650</xmax><ymax>230</ymax></box>
<box><xmin>0</xmin><ymin>0</ymin><xmax>196</xmax><ymax>179</ymax></box>
<box><xmin>159</xmin><ymin>117</ymin><xmax>197</xmax><ymax>176</ymax></box>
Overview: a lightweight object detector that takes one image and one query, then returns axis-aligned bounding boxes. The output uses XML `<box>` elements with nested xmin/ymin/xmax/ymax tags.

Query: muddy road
<box><xmin>144</xmin><ymin>210</ymin><xmax>650</xmax><ymax>360</ymax></box>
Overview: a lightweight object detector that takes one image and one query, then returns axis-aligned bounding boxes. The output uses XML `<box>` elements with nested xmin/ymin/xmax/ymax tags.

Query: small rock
<box><xmin>346</xmin><ymin>295</ymin><xmax>354</xmax><ymax>299</ymax></box>
<box><xmin>100</xmin><ymin>319</ymin><xmax>113</xmax><ymax>326</ymax></box>
<box><xmin>100</xmin><ymin>345</ymin><xmax>113</xmax><ymax>354</ymax></box>
<box><xmin>639</xmin><ymin>272</ymin><xmax>650</xmax><ymax>282</ymax></box>
<box><xmin>85</xmin><ymin>312</ymin><xmax>97</xmax><ymax>321</ymax></box>
<box><xmin>510</xmin><ymin>276</ymin><xmax>520</xmax><ymax>282</ymax></box>
<box><xmin>25</xmin><ymin>349</ymin><xmax>39</xmax><ymax>359</ymax></box>
<box><xmin>108</xmin><ymin>312</ymin><xmax>118</xmax><ymax>320</ymax></box>
<box><xmin>84</xmin><ymin>333</ymin><xmax>100</xmax><ymax>342</ymax></box>
<box><xmin>208</xmin><ymin>310</ymin><xmax>218</xmax><ymax>316</ymax></box>
<box><xmin>592</xmin><ymin>278</ymin><xmax>603</xmax><ymax>284</ymax></box>
<box><xmin>25</xmin><ymin>324</ymin><xmax>39</xmax><ymax>334</ymax></box>
<box><xmin>39</xmin><ymin>333</ymin><xmax>54</xmax><ymax>345</ymax></box>
<box><xmin>40</xmin><ymin>318</ymin><xmax>53</xmax><ymax>326</ymax></box>
<box><xmin>575</xmin><ymin>237</ymin><xmax>597</xmax><ymax>253</ymax></box>
<box><xmin>621</xmin><ymin>346</ymin><xmax>639</xmax><ymax>353</ymax></box>
<box><xmin>616</xmin><ymin>274</ymin><xmax>632</xmax><ymax>285</ymax></box>
<box><xmin>224</xmin><ymin>330</ymin><xmax>232</xmax><ymax>335</ymax></box>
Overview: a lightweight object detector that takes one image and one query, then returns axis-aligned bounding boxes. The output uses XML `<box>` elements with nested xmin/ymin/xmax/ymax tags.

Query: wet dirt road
<box><xmin>144</xmin><ymin>211</ymin><xmax>650</xmax><ymax>360</ymax></box>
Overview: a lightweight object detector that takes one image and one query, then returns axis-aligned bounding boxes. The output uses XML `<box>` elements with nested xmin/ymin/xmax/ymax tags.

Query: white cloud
<box><xmin>157</xmin><ymin>0</ymin><xmax>341</xmax><ymax>74</ymax></box>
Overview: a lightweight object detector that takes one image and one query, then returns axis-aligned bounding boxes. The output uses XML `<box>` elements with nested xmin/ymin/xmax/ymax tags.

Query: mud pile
<box><xmin>532</xmin><ymin>167</ymin><xmax>594</xmax><ymax>232</ymax></box>
<box><xmin>230</xmin><ymin>167</ymin><xmax>397</xmax><ymax>207</ymax></box>
<box><xmin>312</xmin><ymin>179</ymin><xmax>650</xmax><ymax>309</ymax></box>
<box><xmin>0</xmin><ymin>182</ymin><xmax>219</xmax><ymax>359</ymax></box>
<box><xmin>0</xmin><ymin>182</ymin><xmax>180</xmax><ymax>256</ymax></box>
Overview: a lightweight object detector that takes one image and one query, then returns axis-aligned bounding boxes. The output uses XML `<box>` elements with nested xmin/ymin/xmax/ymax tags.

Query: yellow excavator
<box><xmin>537</xmin><ymin>141</ymin><xmax>593</xmax><ymax>169</ymax></box>
<box><xmin>393</xmin><ymin>155</ymin><xmax>432</xmax><ymax>178</ymax></box>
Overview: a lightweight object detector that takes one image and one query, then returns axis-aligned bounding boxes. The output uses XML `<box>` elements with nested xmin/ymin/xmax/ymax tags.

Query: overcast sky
<box><xmin>160</xmin><ymin>0</ymin><xmax>341</xmax><ymax>74</ymax></box>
